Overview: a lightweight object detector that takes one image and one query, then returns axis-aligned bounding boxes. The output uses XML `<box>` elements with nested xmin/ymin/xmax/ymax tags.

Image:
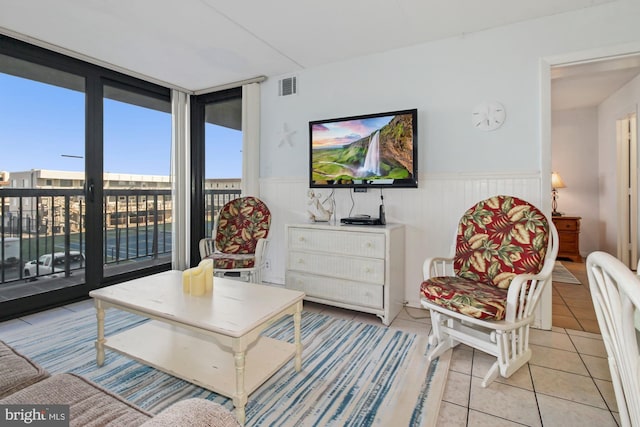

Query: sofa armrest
<box><xmin>0</xmin><ymin>340</ymin><xmax>49</xmax><ymax>398</ymax></box>
<box><xmin>140</xmin><ymin>399</ymin><xmax>240</xmax><ymax>427</ymax></box>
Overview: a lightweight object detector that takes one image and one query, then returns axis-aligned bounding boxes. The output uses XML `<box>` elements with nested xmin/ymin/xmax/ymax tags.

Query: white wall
<box><xmin>552</xmin><ymin>107</ymin><xmax>600</xmax><ymax>256</ymax></box>
<box><xmin>598</xmin><ymin>73</ymin><xmax>640</xmax><ymax>255</ymax></box>
<box><xmin>258</xmin><ymin>0</ymin><xmax>640</xmax><ymax>312</ymax></box>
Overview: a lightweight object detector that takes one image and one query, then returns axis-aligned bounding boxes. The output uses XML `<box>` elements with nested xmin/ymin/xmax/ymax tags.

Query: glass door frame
<box><xmin>189</xmin><ymin>87</ymin><xmax>242</xmax><ymax>267</ymax></box>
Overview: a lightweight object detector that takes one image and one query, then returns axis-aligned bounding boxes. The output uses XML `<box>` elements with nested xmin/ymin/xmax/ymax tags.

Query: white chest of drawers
<box><xmin>285</xmin><ymin>223</ymin><xmax>405</xmax><ymax>325</ymax></box>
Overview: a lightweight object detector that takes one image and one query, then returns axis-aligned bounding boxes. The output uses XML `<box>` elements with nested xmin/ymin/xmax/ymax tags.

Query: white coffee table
<box><xmin>89</xmin><ymin>271</ymin><xmax>305</xmax><ymax>424</ymax></box>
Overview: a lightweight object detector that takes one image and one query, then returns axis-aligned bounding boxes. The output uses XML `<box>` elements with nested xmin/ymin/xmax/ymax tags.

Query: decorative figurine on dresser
<box><xmin>551</xmin><ymin>216</ymin><xmax>582</xmax><ymax>262</ymax></box>
<box><xmin>306</xmin><ymin>190</ymin><xmax>334</xmax><ymax>222</ymax></box>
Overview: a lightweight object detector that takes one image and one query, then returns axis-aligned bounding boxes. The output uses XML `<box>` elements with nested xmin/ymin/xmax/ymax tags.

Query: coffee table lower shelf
<box><xmin>104</xmin><ymin>320</ymin><xmax>297</xmax><ymax>399</ymax></box>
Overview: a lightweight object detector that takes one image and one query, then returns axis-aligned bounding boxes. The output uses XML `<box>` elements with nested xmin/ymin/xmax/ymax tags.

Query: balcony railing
<box><xmin>0</xmin><ymin>187</ymin><xmax>240</xmax><ymax>283</ymax></box>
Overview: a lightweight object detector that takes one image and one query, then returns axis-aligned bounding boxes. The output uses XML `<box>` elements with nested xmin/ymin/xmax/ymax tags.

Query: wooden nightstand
<box><xmin>552</xmin><ymin>216</ymin><xmax>582</xmax><ymax>262</ymax></box>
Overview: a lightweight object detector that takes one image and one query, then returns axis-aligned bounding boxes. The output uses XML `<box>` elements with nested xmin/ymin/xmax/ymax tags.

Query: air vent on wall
<box><xmin>278</xmin><ymin>76</ymin><xmax>297</xmax><ymax>96</ymax></box>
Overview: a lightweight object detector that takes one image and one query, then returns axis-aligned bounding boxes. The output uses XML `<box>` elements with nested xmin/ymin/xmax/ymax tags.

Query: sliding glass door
<box><xmin>0</xmin><ymin>36</ymin><xmax>171</xmax><ymax>319</ymax></box>
<box><xmin>0</xmin><ymin>53</ymin><xmax>87</xmax><ymax>311</ymax></box>
<box><xmin>102</xmin><ymin>83</ymin><xmax>172</xmax><ymax>279</ymax></box>
<box><xmin>190</xmin><ymin>88</ymin><xmax>243</xmax><ymax>266</ymax></box>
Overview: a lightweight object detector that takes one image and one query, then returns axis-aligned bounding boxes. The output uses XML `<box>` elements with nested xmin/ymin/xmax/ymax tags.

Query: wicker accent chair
<box><xmin>586</xmin><ymin>251</ymin><xmax>640</xmax><ymax>427</ymax></box>
<box><xmin>199</xmin><ymin>196</ymin><xmax>271</xmax><ymax>284</ymax></box>
<box><xmin>420</xmin><ymin>195</ymin><xmax>558</xmax><ymax>387</ymax></box>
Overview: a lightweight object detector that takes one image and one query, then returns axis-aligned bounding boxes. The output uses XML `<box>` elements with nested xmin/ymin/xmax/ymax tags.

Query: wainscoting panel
<box><xmin>260</xmin><ymin>172</ymin><xmax>547</xmax><ymax>325</ymax></box>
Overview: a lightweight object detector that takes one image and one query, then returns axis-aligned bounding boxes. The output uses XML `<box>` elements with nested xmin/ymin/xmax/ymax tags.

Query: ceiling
<box><xmin>0</xmin><ymin>0</ymin><xmax>619</xmax><ymax>93</ymax></box>
<box><xmin>552</xmin><ymin>55</ymin><xmax>640</xmax><ymax>111</ymax></box>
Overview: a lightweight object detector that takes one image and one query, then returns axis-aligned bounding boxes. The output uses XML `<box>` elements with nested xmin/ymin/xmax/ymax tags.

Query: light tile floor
<box><xmin>0</xmin><ymin>298</ymin><xmax>617</xmax><ymax>427</ymax></box>
<box><xmin>552</xmin><ymin>261</ymin><xmax>601</xmax><ymax>334</ymax></box>
<box><xmin>308</xmin><ymin>302</ymin><xmax>618</xmax><ymax>427</ymax></box>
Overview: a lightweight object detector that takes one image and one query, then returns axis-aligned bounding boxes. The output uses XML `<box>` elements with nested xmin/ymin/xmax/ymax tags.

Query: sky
<box><xmin>0</xmin><ymin>73</ymin><xmax>242</xmax><ymax>179</ymax></box>
<box><xmin>311</xmin><ymin>116</ymin><xmax>393</xmax><ymax>148</ymax></box>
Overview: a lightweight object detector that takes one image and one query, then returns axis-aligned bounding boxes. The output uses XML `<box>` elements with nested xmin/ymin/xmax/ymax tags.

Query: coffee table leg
<box><xmin>294</xmin><ymin>301</ymin><xmax>302</xmax><ymax>372</ymax></box>
<box><xmin>95</xmin><ymin>300</ymin><xmax>105</xmax><ymax>366</ymax></box>
<box><xmin>233</xmin><ymin>345</ymin><xmax>247</xmax><ymax>425</ymax></box>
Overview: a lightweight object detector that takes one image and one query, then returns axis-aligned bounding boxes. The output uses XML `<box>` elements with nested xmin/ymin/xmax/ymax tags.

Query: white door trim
<box><xmin>540</xmin><ymin>42</ymin><xmax>640</xmax><ymax>330</ymax></box>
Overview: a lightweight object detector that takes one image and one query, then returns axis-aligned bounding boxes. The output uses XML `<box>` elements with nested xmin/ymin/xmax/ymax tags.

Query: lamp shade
<box><xmin>551</xmin><ymin>172</ymin><xmax>566</xmax><ymax>189</ymax></box>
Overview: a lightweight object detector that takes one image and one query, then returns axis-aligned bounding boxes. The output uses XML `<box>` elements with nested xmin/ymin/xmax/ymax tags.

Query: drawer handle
<box><xmin>299</xmin><ymin>236</ymin><xmax>306</xmax><ymax>242</ymax></box>
<box><xmin>364</xmin><ymin>242</ymin><xmax>373</xmax><ymax>248</ymax></box>
<box><xmin>297</xmin><ymin>258</ymin><xmax>305</xmax><ymax>264</ymax></box>
<box><xmin>364</xmin><ymin>267</ymin><xmax>372</xmax><ymax>273</ymax></box>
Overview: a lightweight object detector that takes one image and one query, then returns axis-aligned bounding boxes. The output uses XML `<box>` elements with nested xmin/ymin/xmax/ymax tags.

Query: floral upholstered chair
<box><xmin>420</xmin><ymin>195</ymin><xmax>558</xmax><ymax>387</ymax></box>
<box><xmin>199</xmin><ymin>196</ymin><xmax>271</xmax><ymax>283</ymax></box>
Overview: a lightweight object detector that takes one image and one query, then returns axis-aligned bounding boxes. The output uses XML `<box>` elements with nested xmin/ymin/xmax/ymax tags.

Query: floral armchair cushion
<box><xmin>421</xmin><ymin>276</ymin><xmax>509</xmax><ymax>320</ymax></box>
<box><xmin>209</xmin><ymin>252</ymin><xmax>256</xmax><ymax>270</ymax></box>
<box><xmin>215</xmin><ymin>196</ymin><xmax>271</xmax><ymax>255</ymax></box>
<box><xmin>420</xmin><ymin>195</ymin><xmax>550</xmax><ymax>320</ymax></box>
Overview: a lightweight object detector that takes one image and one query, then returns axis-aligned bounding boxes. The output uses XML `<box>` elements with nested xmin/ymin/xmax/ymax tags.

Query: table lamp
<box><xmin>551</xmin><ymin>172</ymin><xmax>566</xmax><ymax>216</ymax></box>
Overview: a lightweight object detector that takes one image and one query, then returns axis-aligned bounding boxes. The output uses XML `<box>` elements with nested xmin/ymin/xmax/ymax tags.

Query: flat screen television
<box><xmin>309</xmin><ymin>108</ymin><xmax>418</xmax><ymax>188</ymax></box>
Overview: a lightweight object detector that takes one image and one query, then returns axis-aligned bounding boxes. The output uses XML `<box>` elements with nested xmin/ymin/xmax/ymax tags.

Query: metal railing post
<box><xmin>64</xmin><ymin>196</ymin><xmax>71</xmax><ymax>277</ymax></box>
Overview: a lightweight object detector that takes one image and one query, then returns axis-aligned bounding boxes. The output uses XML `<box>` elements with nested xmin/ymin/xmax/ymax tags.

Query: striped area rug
<box><xmin>553</xmin><ymin>261</ymin><xmax>581</xmax><ymax>285</ymax></box>
<box><xmin>0</xmin><ymin>308</ymin><xmax>449</xmax><ymax>426</ymax></box>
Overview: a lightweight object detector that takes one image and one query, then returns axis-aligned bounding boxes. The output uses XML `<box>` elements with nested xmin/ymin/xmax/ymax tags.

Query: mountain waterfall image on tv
<box><xmin>309</xmin><ymin>109</ymin><xmax>417</xmax><ymax>188</ymax></box>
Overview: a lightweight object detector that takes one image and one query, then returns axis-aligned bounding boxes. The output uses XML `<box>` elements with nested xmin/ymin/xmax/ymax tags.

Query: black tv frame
<box><xmin>308</xmin><ymin>108</ymin><xmax>418</xmax><ymax>189</ymax></box>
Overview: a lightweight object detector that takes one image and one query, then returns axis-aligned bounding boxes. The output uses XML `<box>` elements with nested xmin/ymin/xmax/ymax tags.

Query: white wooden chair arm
<box><xmin>423</xmin><ymin>256</ymin><xmax>455</xmax><ymax>279</ymax></box>
<box><xmin>504</xmin><ymin>272</ymin><xmax>551</xmax><ymax>323</ymax></box>
<box><xmin>254</xmin><ymin>238</ymin><xmax>268</xmax><ymax>267</ymax></box>
<box><xmin>199</xmin><ymin>238</ymin><xmax>216</xmax><ymax>259</ymax></box>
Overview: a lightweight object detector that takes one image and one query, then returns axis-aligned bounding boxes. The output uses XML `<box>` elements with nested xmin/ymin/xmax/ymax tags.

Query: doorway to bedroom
<box><xmin>550</xmin><ymin>53</ymin><xmax>640</xmax><ymax>332</ymax></box>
